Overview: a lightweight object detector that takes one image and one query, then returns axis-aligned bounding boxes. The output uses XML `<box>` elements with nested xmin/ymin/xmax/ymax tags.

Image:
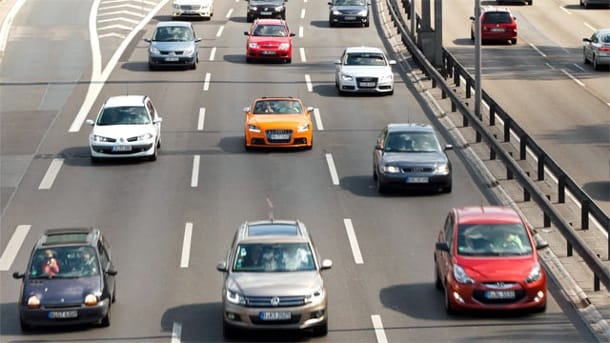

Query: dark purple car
<box><xmin>12</xmin><ymin>228</ymin><xmax>117</xmax><ymax>331</ymax></box>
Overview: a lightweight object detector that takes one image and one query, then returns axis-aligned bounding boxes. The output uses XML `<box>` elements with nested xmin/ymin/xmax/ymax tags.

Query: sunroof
<box><xmin>44</xmin><ymin>233</ymin><xmax>89</xmax><ymax>245</ymax></box>
<box><xmin>248</xmin><ymin>224</ymin><xmax>299</xmax><ymax>236</ymax></box>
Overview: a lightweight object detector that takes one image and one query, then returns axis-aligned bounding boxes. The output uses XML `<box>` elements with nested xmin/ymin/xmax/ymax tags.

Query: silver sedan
<box><xmin>583</xmin><ymin>28</ymin><xmax>610</xmax><ymax>70</ymax></box>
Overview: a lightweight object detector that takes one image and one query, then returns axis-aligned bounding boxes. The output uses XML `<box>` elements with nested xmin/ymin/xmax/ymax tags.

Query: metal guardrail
<box><xmin>386</xmin><ymin>0</ymin><xmax>610</xmax><ymax>291</ymax></box>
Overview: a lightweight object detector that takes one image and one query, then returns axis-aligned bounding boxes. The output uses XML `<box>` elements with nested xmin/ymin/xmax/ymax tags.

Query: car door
<box><xmin>97</xmin><ymin>239</ymin><xmax>116</xmax><ymax>300</ymax></box>
<box><xmin>436</xmin><ymin>212</ymin><xmax>455</xmax><ymax>285</ymax></box>
<box><xmin>373</xmin><ymin>127</ymin><xmax>388</xmax><ymax>172</ymax></box>
<box><xmin>145</xmin><ymin>98</ymin><xmax>161</xmax><ymax>138</ymax></box>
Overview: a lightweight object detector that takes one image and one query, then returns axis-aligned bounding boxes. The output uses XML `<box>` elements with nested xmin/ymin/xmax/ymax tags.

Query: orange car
<box><xmin>243</xmin><ymin>97</ymin><xmax>314</xmax><ymax>150</ymax></box>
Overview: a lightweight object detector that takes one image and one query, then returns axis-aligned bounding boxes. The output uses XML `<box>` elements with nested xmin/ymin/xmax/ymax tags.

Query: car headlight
<box><xmin>340</xmin><ymin>73</ymin><xmax>353</xmax><ymax>81</ymax></box>
<box><xmin>358</xmin><ymin>10</ymin><xmax>368</xmax><ymax>16</ymax></box>
<box><xmin>379</xmin><ymin>74</ymin><xmax>393</xmax><ymax>82</ymax></box>
<box><xmin>248</xmin><ymin>124</ymin><xmax>261</xmax><ymax>133</ymax></box>
<box><xmin>435</xmin><ymin>163</ymin><xmax>449</xmax><ymax>173</ymax></box>
<box><xmin>249</xmin><ymin>42</ymin><xmax>259</xmax><ymax>49</ymax></box>
<box><xmin>275</xmin><ymin>6</ymin><xmax>284</xmax><ymax>11</ymax></box>
<box><xmin>84</xmin><ymin>293</ymin><xmax>98</xmax><ymax>306</ymax></box>
<box><xmin>453</xmin><ymin>265</ymin><xmax>475</xmax><ymax>284</ymax></box>
<box><xmin>382</xmin><ymin>165</ymin><xmax>401</xmax><ymax>173</ymax></box>
<box><xmin>297</xmin><ymin>123</ymin><xmax>310</xmax><ymax>132</ymax></box>
<box><xmin>304</xmin><ymin>286</ymin><xmax>325</xmax><ymax>304</ymax></box>
<box><xmin>184</xmin><ymin>46</ymin><xmax>195</xmax><ymax>55</ymax></box>
<box><xmin>150</xmin><ymin>46</ymin><xmax>160</xmax><ymax>55</ymax></box>
<box><xmin>173</xmin><ymin>4</ymin><xmax>180</xmax><ymax>9</ymax></box>
<box><xmin>136</xmin><ymin>133</ymin><xmax>154</xmax><ymax>141</ymax></box>
<box><xmin>249</xmin><ymin>5</ymin><xmax>258</xmax><ymax>10</ymax></box>
<box><xmin>332</xmin><ymin>10</ymin><xmax>341</xmax><ymax>15</ymax></box>
<box><xmin>526</xmin><ymin>263</ymin><xmax>542</xmax><ymax>283</ymax></box>
<box><xmin>279</xmin><ymin>43</ymin><xmax>290</xmax><ymax>50</ymax></box>
<box><xmin>27</xmin><ymin>295</ymin><xmax>40</xmax><ymax>309</ymax></box>
<box><xmin>226</xmin><ymin>289</ymin><xmax>246</xmax><ymax>305</ymax></box>
<box><xmin>91</xmin><ymin>134</ymin><xmax>112</xmax><ymax>142</ymax></box>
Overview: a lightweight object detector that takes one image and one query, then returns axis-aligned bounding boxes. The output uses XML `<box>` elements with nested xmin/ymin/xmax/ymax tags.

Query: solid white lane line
<box><xmin>304</xmin><ymin>74</ymin><xmax>313</xmax><ymax>92</ymax></box>
<box><xmin>203</xmin><ymin>73</ymin><xmax>211</xmax><ymax>91</ymax></box>
<box><xmin>180</xmin><ymin>223</ymin><xmax>193</xmax><ymax>268</ymax></box>
<box><xmin>198</xmin><ymin>108</ymin><xmax>206</xmax><ymax>131</ymax></box>
<box><xmin>561</xmin><ymin>69</ymin><xmax>585</xmax><ymax>87</ymax></box>
<box><xmin>584</xmin><ymin>22</ymin><xmax>596</xmax><ymax>32</ymax></box>
<box><xmin>371</xmin><ymin>315</ymin><xmax>388</xmax><ymax>343</ymax></box>
<box><xmin>0</xmin><ymin>225</ymin><xmax>31</xmax><ymax>271</ymax></box>
<box><xmin>216</xmin><ymin>25</ymin><xmax>224</xmax><ymax>38</ymax></box>
<box><xmin>191</xmin><ymin>155</ymin><xmax>200</xmax><ymax>187</ymax></box>
<box><xmin>226</xmin><ymin>8</ymin><xmax>234</xmax><ymax>18</ymax></box>
<box><xmin>209</xmin><ymin>47</ymin><xmax>217</xmax><ymax>61</ymax></box>
<box><xmin>39</xmin><ymin>158</ymin><xmax>64</xmax><ymax>190</ymax></box>
<box><xmin>171</xmin><ymin>322</ymin><xmax>182</xmax><ymax>343</ymax></box>
<box><xmin>529</xmin><ymin>43</ymin><xmax>546</xmax><ymax>58</ymax></box>
<box><xmin>313</xmin><ymin>108</ymin><xmax>324</xmax><ymax>130</ymax></box>
<box><xmin>299</xmin><ymin>25</ymin><xmax>304</xmax><ymax>38</ymax></box>
<box><xmin>300</xmin><ymin>47</ymin><xmax>306</xmax><ymax>63</ymax></box>
<box><xmin>300</xmin><ymin>8</ymin><xmax>306</xmax><ymax>18</ymax></box>
<box><xmin>325</xmin><ymin>153</ymin><xmax>339</xmax><ymax>185</ymax></box>
<box><xmin>343</xmin><ymin>219</ymin><xmax>363</xmax><ymax>264</ymax></box>
<box><xmin>0</xmin><ymin>0</ymin><xmax>27</xmax><ymax>64</ymax></box>
<box><xmin>560</xmin><ymin>6</ymin><xmax>571</xmax><ymax>15</ymax></box>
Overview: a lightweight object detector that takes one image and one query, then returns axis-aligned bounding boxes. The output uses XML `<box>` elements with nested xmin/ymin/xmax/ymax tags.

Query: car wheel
<box><xmin>223</xmin><ymin>319</ymin><xmax>238</xmax><ymax>339</ymax></box>
<box><xmin>470</xmin><ymin>30</ymin><xmax>474</xmax><ymax>41</ymax></box>
<box><xmin>112</xmin><ymin>284</ymin><xmax>116</xmax><ymax>303</ymax></box>
<box><xmin>148</xmin><ymin>63</ymin><xmax>156</xmax><ymax>71</ymax></box>
<box><xmin>387</xmin><ymin>89</ymin><xmax>394</xmax><ymax>96</ymax></box>
<box><xmin>311</xmin><ymin>321</ymin><xmax>328</xmax><ymax>336</ymax></box>
<box><xmin>20</xmin><ymin>318</ymin><xmax>32</xmax><ymax>331</ymax></box>
<box><xmin>583</xmin><ymin>50</ymin><xmax>590</xmax><ymax>64</ymax></box>
<box><xmin>579</xmin><ymin>0</ymin><xmax>583</xmax><ymax>5</ymax></box>
<box><xmin>373</xmin><ymin>168</ymin><xmax>378</xmax><ymax>180</ymax></box>
<box><xmin>527</xmin><ymin>0</ymin><xmax>532</xmax><ymax>4</ymax></box>
<box><xmin>247</xmin><ymin>15</ymin><xmax>253</xmax><ymax>23</ymax></box>
<box><xmin>510</xmin><ymin>38</ymin><xmax>517</xmax><ymax>45</ymax></box>
<box><xmin>101</xmin><ymin>305</ymin><xmax>111</xmax><ymax>327</ymax></box>
<box><xmin>376</xmin><ymin>177</ymin><xmax>387</xmax><ymax>194</ymax></box>
<box><xmin>434</xmin><ymin>263</ymin><xmax>443</xmax><ymax>291</ymax></box>
<box><xmin>532</xmin><ymin>302</ymin><xmax>547</xmax><ymax>313</ymax></box>
<box><xmin>444</xmin><ymin>283</ymin><xmax>456</xmax><ymax>315</ymax></box>
<box><xmin>91</xmin><ymin>156</ymin><xmax>101</xmax><ymax>164</ymax></box>
<box><xmin>286</xmin><ymin>58</ymin><xmax>291</xmax><ymax>64</ymax></box>
<box><xmin>148</xmin><ymin>147</ymin><xmax>158</xmax><ymax>161</ymax></box>
<box><xmin>593</xmin><ymin>55</ymin><xmax>600</xmax><ymax>70</ymax></box>
<box><xmin>329</xmin><ymin>21</ymin><xmax>335</xmax><ymax>27</ymax></box>
<box><xmin>441</xmin><ymin>184</ymin><xmax>452</xmax><ymax>193</ymax></box>
<box><xmin>157</xmin><ymin>139</ymin><xmax>161</xmax><ymax>149</ymax></box>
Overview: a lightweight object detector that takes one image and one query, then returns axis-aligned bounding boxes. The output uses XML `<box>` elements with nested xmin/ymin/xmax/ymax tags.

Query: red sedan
<box><xmin>470</xmin><ymin>7</ymin><xmax>517</xmax><ymax>44</ymax></box>
<box><xmin>434</xmin><ymin>206</ymin><xmax>547</xmax><ymax>314</ymax></box>
<box><xmin>244</xmin><ymin>19</ymin><xmax>295</xmax><ymax>63</ymax></box>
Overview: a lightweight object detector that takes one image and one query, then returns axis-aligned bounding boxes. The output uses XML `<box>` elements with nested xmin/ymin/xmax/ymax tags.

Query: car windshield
<box><xmin>252</xmin><ymin>24</ymin><xmax>288</xmax><ymax>37</ymax></box>
<box><xmin>252</xmin><ymin>100</ymin><xmax>303</xmax><ymax>114</ymax></box>
<box><xmin>384</xmin><ymin>132</ymin><xmax>442</xmax><ymax>153</ymax></box>
<box><xmin>233</xmin><ymin>243</ymin><xmax>315</xmax><ymax>272</ymax></box>
<box><xmin>334</xmin><ymin>0</ymin><xmax>366</xmax><ymax>5</ymax></box>
<box><xmin>28</xmin><ymin>246</ymin><xmax>100</xmax><ymax>279</ymax></box>
<box><xmin>153</xmin><ymin>26</ymin><xmax>194</xmax><ymax>42</ymax></box>
<box><xmin>600</xmin><ymin>33</ymin><xmax>610</xmax><ymax>43</ymax></box>
<box><xmin>482</xmin><ymin>12</ymin><xmax>512</xmax><ymax>24</ymax></box>
<box><xmin>344</xmin><ymin>52</ymin><xmax>386</xmax><ymax>66</ymax></box>
<box><xmin>97</xmin><ymin>106</ymin><xmax>151</xmax><ymax>125</ymax></box>
<box><xmin>251</xmin><ymin>0</ymin><xmax>283</xmax><ymax>4</ymax></box>
<box><xmin>457</xmin><ymin>223</ymin><xmax>533</xmax><ymax>257</ymax></box>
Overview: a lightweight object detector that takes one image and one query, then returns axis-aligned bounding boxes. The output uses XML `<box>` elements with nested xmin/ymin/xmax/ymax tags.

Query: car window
<box><xmin>253</xmin><ymin>24</ymin><xmax>288</xmax><ymax>37</ymax></box>
<box><xmin>482</xmin><ymin>12</ymin><xmax>512</xmax><ymax>24</ymax></box>
<box><xmin>98</xmin><ymin>106</ymin><xmax>151</xmax><ymax>125</ymax></box>
<box><xmin>345</xmin><ymin>53</ymin><xmax>386</xmax><ymax>66</ymax></box>
<box><xmin>384</xmin><ymin>132</ymin><xmax>441</xmax><ymax>153</ymax></box>
<box><xmin>28</xmin><ymin>246</ymin><xmax>100</xmax><ymax>279</ymax></box>
<box><xmin>253</xmin><ymin>100</ymin><xmax>302</xmax><ymax>114</ymax></box>
<box><xmin>153</xmin><ymin>26</ymin><xmax>194</xmax><ymax>42</ymax></box>
<box><xmin>334</xmin><ymin>0</ymin><xmax>366</xmax><ymax>5</ymax></box>
<box><xmin>457</xmin><ymin>223</ymin><xmax>533</xmax><ymax>257</ymax></box>
<box><xmin>233</xmin><ymin>243</ymin><xmax>315</xmax><ymax>272</ymax></box>
<box><xmin>601</xmin><ymin>33</ymin><xmax>610</xmax><ymax>43</ymax></box>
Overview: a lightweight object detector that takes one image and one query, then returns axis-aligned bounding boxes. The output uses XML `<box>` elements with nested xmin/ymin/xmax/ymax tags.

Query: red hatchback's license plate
<box><xmin>259</xmin><ymin>311</ymin><xmax>291</xmax><ymax>321</ymax></box>
<box><xmin>485</xmin><ymin>290</ymin><xmax>515</xmax><ymax>299</ymax></box>
<box><xmin>48</xmin><ymin>310</ymin><xmax>78</xmax><ymax>319</ymax></box>
<box><xmin>490</xmin><ymin>28</ymin><xmax>505</xmax><ymax>32</ymax></box>
<box><xmin>262</xmin><ymin>50</ymin><xmax>277</xmax><ymax>55</ymax></box>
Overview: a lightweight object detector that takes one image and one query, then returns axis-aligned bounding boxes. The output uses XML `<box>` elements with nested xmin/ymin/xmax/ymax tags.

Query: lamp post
<box><xmin>474</xmin><ymin>0</ymin><xmax>482</xmax><ymax>119</ymax></box>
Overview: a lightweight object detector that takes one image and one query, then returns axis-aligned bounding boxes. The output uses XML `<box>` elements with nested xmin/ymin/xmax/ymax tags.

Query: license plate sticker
<box><xmin>165</xmin><ymin>57</ymin><xmax>179</xmax><ymax>62</ymax></box>
<box><xmin>259</xmin><ymin>311</ymin><xmax>291</xmax><ymax>321</ymax></box>
<box><xmin>485</xmin><ymin>290</ymin><xmax>515</xmax><ymax>299</ymax></box>
<box><xmin>406</xmin><ymin>177</ymin><xmax>428</xmax><ymax>183</ymax></box>
<box><xmin>112</xmin><ymin>145</ymin><xmax>132</xmax><ymax>152</ymax></box>
<box><xmin>48</xmin><ymin>310</ymin><xmax>78</xmax><ymax>319</ymax></box>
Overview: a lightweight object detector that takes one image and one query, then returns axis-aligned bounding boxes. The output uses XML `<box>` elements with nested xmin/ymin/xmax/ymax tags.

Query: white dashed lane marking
<box><xmin>313</xmin><ymin>108</ymin><xmax>323</xmax><ymax>130</ymax></box>
<box><xmin>0</xmin><ymin>225</ymin><xmax>31</xmax><ymax>271</ymax></box>
<box><xmin>209</xmin><ymin>47</ymin><xmax>217</xmax><ymax>61</ymax></box>
<box><xmin>180</xmin><ymin>223</ymin><xmax>193</xmax><ymax>268</ymax></box>
<box><xmin>39</xmin><ymin>158</ymin><xmax>64</xmax><ymax>190</ymax></box>
<box><xmin>203</xmin><ymin>73</ymin><xmax>211</xmax><ymax>91</ymax></box>
<box><xmin>304</xmin><ymin>74</ymin><xmax>312</xmax><ymax>92</ymax></box>
<box><xmin>198</xmin><ymin>108</ymin><xmax>206</xmax><ymax>131</ymax></box>
<box><xmin>325</xmin><ymin>153</ymin><xmax>339</xmax><ymax>185</ymax></box>
<box><xmin>191</xmin><ymin>155</ymin><xmax>200</xmax><ymax>187</ymax></box>
<box><xmin>343</xmin><ymin>219</ymin><xmax>363</xmax><ymax>264</ymax></box>
<box><xmin>171</xmin><ymin>322</ymin><xmax>182</xmax><ymax>343</ymax></box>
<box><xmin>371</xmin><ymin>315</ymin><xmax>388</xmax><ymax>343</ymax></box>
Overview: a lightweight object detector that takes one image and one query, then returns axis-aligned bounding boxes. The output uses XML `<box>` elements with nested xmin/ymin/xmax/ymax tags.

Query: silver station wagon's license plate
<box><xmin>485</xmin><ymin>290</ymin><xmax>515</xmax><ymax>299</ymax></box>
<box><xmin>165</xmin><ymin>57</ymin><xmax>179</xmax><ymax>62</ymax></box>
<box><xmin>48</xmin><ymin>310</ymin><xmax>78</xmax><ymax>319</ymax></box>
<box><xmin>259</xmin><ymin>311</ymin><xmax>291</xmax><ymax>321</ymax></box>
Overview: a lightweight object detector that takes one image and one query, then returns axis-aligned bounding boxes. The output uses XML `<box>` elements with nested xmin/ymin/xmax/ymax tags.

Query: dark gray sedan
<box><xmin>373</xmin><ymin>123</ymin><xmax>452</xmax><ymax>194</ymax></box>
<box><xmin>328</xmin><ymin>0</ymin><xmax>370</xmax><ymax>27</ymax></box>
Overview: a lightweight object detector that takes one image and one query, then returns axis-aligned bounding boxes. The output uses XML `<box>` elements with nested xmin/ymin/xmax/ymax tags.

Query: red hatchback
<box><xmin>244</xmin><ymin>19</ymin><xmax>295</xmax><ymax>63</ymax></box>
<box><xmin>434</xmin><ymin>206</ymin><xmax>547</xmax><ymax>314</ymax></box>
<box><xmin>470</xmin><ymin>7</ymin><xmax>517</xmax><ymax>44</ymax></box>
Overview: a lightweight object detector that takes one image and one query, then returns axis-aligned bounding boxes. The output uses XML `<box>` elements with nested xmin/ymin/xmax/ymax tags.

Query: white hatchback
<box><xmin>334</xmin><ymin>46</ymin><xmax>396</xmax><ymax>95</ymax></box>
<box><xmin>86</xmin><ymin>95</ymin><xmax>162</xmax><ymax>162</ymax></box>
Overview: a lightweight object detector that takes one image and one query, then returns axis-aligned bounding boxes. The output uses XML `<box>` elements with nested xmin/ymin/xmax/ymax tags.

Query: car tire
<box><xmin>510</xmin><ymin>38</ymin><xmax>517</xmax><ymax>45</ymax></box>
<box><xmin>222</xmin><ymin>320</ymin><xmax>237</xmax><ymax>339</ymax></box>
<box><xmin>373</xmin><ymin>168</ymin><xmax>378</xmax><ymax>180</ymax></box>
<box><xmin>247</xmin><ymin>15</ymin><xmax>253</xmax><ymax>23</ymax></box>
<box><xmin>91</xmin><ymin>156</ymin><xmax>101</xmax><ymax>164</ymax></box>
<box><xmin>532</xmin><ymin>302</ymin><xmax>547</xmax><ymax>313</ymax></box>
<box><xmin>148</xmin><ymin>63</ymin><xmax>156</xmax><ymax>71</ymax></box>
<box><xmin>444</xmin><ymin>283</ymin><xmax>456</xmax><ymax>315</ymax></box>
<box><xmin>148</xmin><ymin>147</ymin><xmax>158</xmax><ymax>161</ymax></box>
<box><xmin>20</xmin><ymin>318</ymin><xmax>32</xmax><ymax>331</ymax></box>
<box><xmin>312</xmin><ymin>321</ymin><xmax>328</xmax><ymax>336</ymax></box>
<box><xmin>101</xmin><ymin>305</ymin><xmax>111</xmax><ymax>327</ymax></box>
<box><xmin>593</xmin><ymin>55</ymin><xmax>600</xmax><ymax>70</ymax></box>
<box><xmin>286</xmin><ymin>58</ymin><xmax>291</xmax><ymax>64</ymax></box>
<box><xmin>112</xmin><ymin>284</ymin><xmax>116</xmax><ymax>303</ymax></box>
<box><xmin>527</xmin><ymin>0</ymin><xmax>532</xmax><ymax>4</ymax></box>
<box><xmin>441</xmin><ymin>184</ymin><xmax>452</xmax><ymax>193</ymax></box>
<box><xmin>329</xmin><ymin>21</ymin><xmax>335</xmax><ymax>27</ymax></box>
<box><xmin>364</xmin><ymin>21</ymin><xmax>369</xmax><ymax>27</ymax></box>
<box><xmin>470</xmin><ymin>30</ymin><xmax>474</xmax><ymax>41</ymax></box>
<box><xmin>434</xmin><ymin>263</ymin><xmax>443</xmax><ymax>291</ymax></box>
<box><xmin>376</xmin><ymin>177</ymin><xmax>387</xmax><ymax>194</ymax></box>
<box><xmin>387</xmin><ymin>89</ymin><xmax>394</xmax><ymax>96</ymax></box>
<box><xmin>583</xmin><ymin>50</ymin><xmax>590</xmax><ymax>64</ymax></box>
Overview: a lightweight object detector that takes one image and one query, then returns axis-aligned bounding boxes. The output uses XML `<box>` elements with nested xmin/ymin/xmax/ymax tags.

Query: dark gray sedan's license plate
<box><xmin>48</xmin><ymin>310</ymin><xmax>78</xmax><ymax>319</ymax></box>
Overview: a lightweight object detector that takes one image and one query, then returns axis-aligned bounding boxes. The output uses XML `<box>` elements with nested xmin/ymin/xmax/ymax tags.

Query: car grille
<box><xmin>250</xmin><ymin>314</ymin><xmax>302</xmax><ymax>325</ymax></box>
<box><xmin>44</xmin><ymin>302</ymin><xmax>81</xmax><ymax>309</ymax></box>
<box><xmin>401</xmin><ymin>166</ymin><xmax>434</xmax><ymax>173</ymax></box>
<box><xmin>356</xmin><ymin>77</ymin><xmax>378</xmax><ymax>88</ymax></box>
<box><xmin>178</xmin><ymin>5</ymin><xmax>195</xmax><ymax>10</ymax></box>
<box><xmin>473</xmin><ymin>283</ymin><xmax>526</xmax><ymax>304</ymax></box>
<box><xmin>245</xmin><ymin>295</ymin><xmax>306</xmax><ymax>307</ymax></box>
<box><xmin>160</xmin><ymin>51</ymin><xmax>184</xmax><ymax>55</ymax></box>
<box><xmin>340</xmin><ymin>9</ymin><xmax>363</xmax><ymax>14</ymax></box>
<box><xmin>265</xmin><ymin>129</ymin><xmax>292</xmax><ymax>144</ymax></box>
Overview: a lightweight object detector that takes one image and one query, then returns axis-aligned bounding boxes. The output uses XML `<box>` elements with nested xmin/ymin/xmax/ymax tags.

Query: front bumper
<box><xmin>149</xmin><ymin>54</ymin><xmax>197</xmax><ymax>67</ymax></box>
<box><xmin>246</xmin><ymin>47</ymin><xmax>292</xmax><ymax>60</ymax></box>
<box><xmin>90</xmin><ymin>140</ymin><xmax>155</xmax><ymax>158</ymax></box>
<box><xmin>19</xmin><ymin>299</ymin><xmax>110</xmax><ymax>327</ymax></box>
<box><xmin>222</xmin><ymin>299</ymin><xmax>327</xmax><ymax>331</ymax></box>
<box><xmin>172</xmin><ymin>8</ymin><xmax>212</xmax><ymax>18</ymax></box>
<box><xmin>329</xmin><ymin>14</ymin><xmax>368</xmax><ymax>26</ymax></box>
<box><xmin>378</xmin><ymin>171</ymin><xmax>451</xmax><ymax>190</ymax></box>
<box><xmin>245</xmin><ymin>130</ymin><xmax>312</xmax><ymax>148</ymax></box>
<box><xmin>338</xmin><ymin>76</ymin><xmax>393</xmax><ymax>93</ymax></box>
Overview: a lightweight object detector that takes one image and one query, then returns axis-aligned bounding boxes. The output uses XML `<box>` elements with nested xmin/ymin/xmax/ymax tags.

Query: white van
<box><xmin>172</xmin><ymin>0</ymin><xmax>214</xmax><ymax>19</ymax></box>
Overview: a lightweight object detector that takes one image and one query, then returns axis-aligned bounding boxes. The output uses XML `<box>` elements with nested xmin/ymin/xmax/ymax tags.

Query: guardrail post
<box><xmin>466</xmin><ymin>80</ymin><xmax>471</xmax><ymax>98</ymax></box>
<box><xmin>558</xmin><ymin>175</ymin><xmax>566</xmax><ymax>203</ymax></box>
<box><xmin>454</xmin><ymin>67</ymin><xmax>460</xmax><ymax>86</ymax></box>
<box><xmin>581</xmin><ymin>199</ymin><xmax>590</xmax><ymax>231</ymax></box>
<box><xmin>489</xmin><ymin>104</ymin><xmax>496</xmax><ymax>126</ymax></box>
<box><xmin>519</xmin><ymin>138</ymin><xmax>527</xmax><ymax>160</ymax></box>
<box><xmin>462</xmin><ymin>113</ymin><xmax>468</xmax><ymax>127</ymax></box>
<box><xmin>544</xmin><ymin>195</ymin><xmax>551</xmax><ymax>228</ymax></box>
<box><xmin>594</xmin><ymin>255</ymin><xmax>601</xmax><ymax>291</ymax></box>
<box><xmin>503</xmin><ymin>118</ymin><xmax>511</xmax><ymax>142</ymax></box>
<box><xmin>475</xmin><ymin>130</ymin><xmax>481</xmax><ymax>143</ymax></box>
<box><xmin>537</xmin><ymin>154</ymin><xmax>545</xmax><ymax>181</ymax></box>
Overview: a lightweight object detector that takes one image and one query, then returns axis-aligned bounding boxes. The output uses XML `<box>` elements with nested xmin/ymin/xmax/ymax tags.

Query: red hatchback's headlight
<box><xmin>526</xmin><ymin>263</ymin><xmax>542</xmax><ymax>283</ymax></box>
<box><xmin>453</xmin><ymin>265</ymin><xmax>475</xmax><ymax>284</ymax></box>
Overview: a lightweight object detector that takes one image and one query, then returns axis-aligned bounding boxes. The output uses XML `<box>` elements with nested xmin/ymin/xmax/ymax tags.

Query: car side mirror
<box><xmin>144</xmin><ymin>38</ymin><xmax>151</xmax><ymax>43</ymax></box>
<box><xmin>334</xmin><ymin>59</ymin><xmax>341</xmax><ymax>65</ymax></box>
<box><xmin>244</xmin><ymin>31</ymin><xmax>249</xmax><ymax>36</ymax></box>
<box><xmin>375</xmin><ymin>144</ymin><xmax>383</xmax><ymax>150</ymax></box>
<box><xmin>106</xmin><ymin>269</ymin><xmax>118</xmax><ymax>276</ymax></box>
<box><xmin>216</xmin><ymin>261</ymin><xmax>228</xmax><ymax>272</ymax></box>
<box><xmin>243</xmin><ymin>106</ymin><xmax>250</xmax><ymax>113</ymax></box>
<box><xmin>328</xmin><ymin>1</ymin><xmax>332</xmax><ymax>4</ymax></box>
<box><xmin>469</xmin><ymin>16</ymin><xmax>475</xmax><ymax>21</ymax></box>
<box><xmin>154</xmin><ymin>117</ymin><xmax>163</xmax><ymax>124</ymax></box>
<box><xmin>444</xmin><ymin>144</ymin><xmax>453</xmax><ymax>151</ymax></box>
<box><xmin>388</xmin><ymin>60</ymin><xmax>397</xmax><ymax>65</ymax></box>
<box><xmin>12</xmin><ymin>272</ymin><xmax>24</xmax><ymax>279</ymax></box>
<box><xmin>195</xmin><ymin>38</ymin><xmax>203</xmax><ymax>43</ymax></box>
<box><xmin>435</xmin><ymin>242</ymin><xmax>450</xmax><ymax>252</ymax></box>
<box><xmin>307</xmin><ymin>106</ymin><xmax>314</xmax><ymax>113</ymax></box>
<box><xmin>85</xmin><ymin>119</ymin><xmax>95</xmax><ymax>126</ymax></box>
<box><xmin>320</xmin><ymin>259</ymin><xmax>332</xmax><ymax>270</ymax></box>
<box><xmin>290</xmin><ymin>33</ymin><xmax>296</xmax><ymax>37</ymax></box>
<box><xmin>582</xmin><ymin>38</ymin><xmax>591</xmax><ymax>43</ymax></box>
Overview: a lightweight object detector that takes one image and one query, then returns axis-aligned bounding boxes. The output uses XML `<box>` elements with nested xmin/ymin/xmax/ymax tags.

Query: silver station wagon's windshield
<box><xmin>233</xmin><ymin>243</ymin><xmax>315</xmax><ymax>272</ymax></box>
